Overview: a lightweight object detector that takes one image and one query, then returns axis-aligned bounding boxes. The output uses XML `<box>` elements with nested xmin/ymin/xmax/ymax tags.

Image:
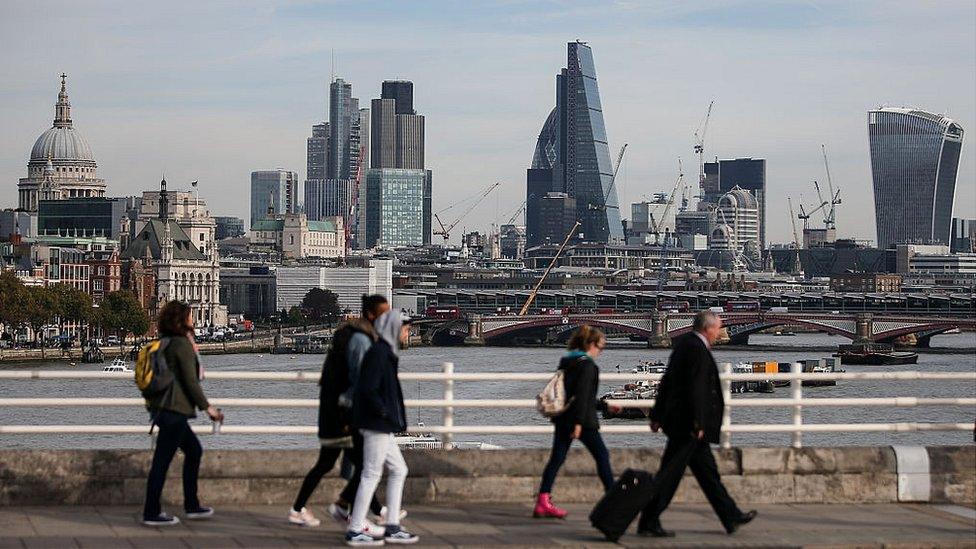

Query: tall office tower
<box><xmin>328</xmin><ymin>78</ymin><xmax>360</xmax><ymax>180</ymax></box>
<box><xmin>525</xmin><ymin>41</ymin><xmax>623</xmax><ymax>246</ymax></box>
<box><xmin>702</xmin><ymin>158</ymin><xmax>766</xmax><ymax>249</ymax></box>
<box><xmin>250</xmin><ymin>170</ymin><xmax>298</xmax><ymax>228</ymax></box>
<box><xmin>711</xmin><ymin>186</ymin><xmax>761</xmax><ymax>260</ymax></box>
<box><xmin>371</xmin><ymin>98</ymin><xmax>396</xmax><ymax>168</ymax></box>
<box><xmin>423</xmin><ymin>170</ymin><xmax>432</xmax><ymax>245</ymax></box>
<box><xmin>382</xmin><ymin>80</ymin><xmax>415</xmax><ymax>115</ymax></box>
<box><xmin>357</xmin><ymin>108</ymin><xmax>371</xmax><ymax>172</ymax></box>
<box><xmin>395</xmin><ymin>114</ymin><xmax>425</xmax><ymax>169</ymax></box>
<box><xmin>868</xmin><ymin>108</ymin><xmax>964</xmax><ymax>248</ymax></box>
<box><xmin>305</xmin><ymin>123</ymin><xmax>330</xmax><ymax>221</ymax></box>
<box><xmin>364</xmin><ymin>168</ymin><xmax>426</xmax><ymax>248</ymax></box>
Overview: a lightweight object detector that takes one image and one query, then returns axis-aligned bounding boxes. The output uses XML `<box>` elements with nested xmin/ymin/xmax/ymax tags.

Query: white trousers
<box><xmin>349</xmin><ymin>429</ymin><xmax>408</xmax><ymax>531</ymax></box>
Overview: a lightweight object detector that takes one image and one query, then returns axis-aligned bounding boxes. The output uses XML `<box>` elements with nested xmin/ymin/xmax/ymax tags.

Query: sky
<box><xmin>1</xmin><ymin>0</ymin><xmax>974</xmax><ymax>245</ymax></box>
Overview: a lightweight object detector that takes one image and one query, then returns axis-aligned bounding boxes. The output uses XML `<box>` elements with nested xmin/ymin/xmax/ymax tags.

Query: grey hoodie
<box><xmin>373</xmin><ymin>310</ymin><xmax>404</xmax><ymax>356</ymax></box>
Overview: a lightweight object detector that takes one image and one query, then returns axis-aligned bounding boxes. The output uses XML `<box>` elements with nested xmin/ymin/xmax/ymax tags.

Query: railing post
<box><xmin>720</xmin><ymin>362</ymin><xmax>732</xmax><ymax>449</ymax></box>
<box><xmin>791</xmin><ymin>361</ymin><xmax>803</xmax><ymax>448</ymax></box>
<box><xmin>442</xmin><ymin>362</ymin><xmax>454</xmax><ymax>449</ymax></box>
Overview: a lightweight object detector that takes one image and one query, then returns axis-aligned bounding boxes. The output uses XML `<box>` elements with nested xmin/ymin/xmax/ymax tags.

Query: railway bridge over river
<box><xmin>449</xmin><ymin>311</ymin><xmax>975</xmax><ymax>347</ymax></box>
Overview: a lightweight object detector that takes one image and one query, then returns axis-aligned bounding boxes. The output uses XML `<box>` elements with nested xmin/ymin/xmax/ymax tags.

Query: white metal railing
<box><xmin>0</xmin><ymin>363</ymin><xmax>973</xmax><ymax>449</ymax></box>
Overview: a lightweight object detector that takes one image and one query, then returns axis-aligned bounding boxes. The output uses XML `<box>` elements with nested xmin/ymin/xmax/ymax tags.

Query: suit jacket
<box><xmin>651</xmin><ymin>333</ymin><xmax>724</xmax><ymax>443</ymax></box>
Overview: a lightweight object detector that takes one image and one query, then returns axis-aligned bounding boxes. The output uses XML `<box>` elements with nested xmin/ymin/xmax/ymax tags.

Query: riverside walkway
<box><xmin>1</xmin><ymin>502</ymin><xmax>974</xmax><ymax>548</ymax></box>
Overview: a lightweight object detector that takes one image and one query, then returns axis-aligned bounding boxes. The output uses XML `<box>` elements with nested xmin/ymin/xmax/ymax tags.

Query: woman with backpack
<box><xmin>534</xmin><ymin>325</ymin><xmax>618</xmax><ymax>519</ymax></box>
<box><xmin>143</xmin><ymin>301</ymin><xmax>224</xmax><ymax>526</ymax></box>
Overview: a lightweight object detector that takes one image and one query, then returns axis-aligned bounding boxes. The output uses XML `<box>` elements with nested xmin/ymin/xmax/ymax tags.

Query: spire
<box><xmin>158</xmin><ymin>177</ymin><xmax>169</xmax><ymax>221</ymax></box>
<box><xmin>54</xmin><ymin>73</ymin><xmax>72</xmax><ymax>128</ymax></box>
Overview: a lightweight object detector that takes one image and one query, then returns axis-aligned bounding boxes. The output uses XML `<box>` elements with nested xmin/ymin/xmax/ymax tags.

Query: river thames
<box><xmin>2</xmin><ymin>333</ymin><xmax>973</xmax><ymax>450</ymax></box>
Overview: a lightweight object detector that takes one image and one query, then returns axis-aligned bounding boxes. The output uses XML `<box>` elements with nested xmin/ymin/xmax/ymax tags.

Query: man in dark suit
<box><xmin>638</xmin><ymin>310</ymin><xmax>757</xmax><ymax>537</ymax></box>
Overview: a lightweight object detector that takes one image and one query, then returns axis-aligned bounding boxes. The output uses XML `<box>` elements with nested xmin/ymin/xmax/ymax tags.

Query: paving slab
<box><xmin>0</xmin><ymin>503</ymin><xmax>971</xmax><ymax>547</ymax></box>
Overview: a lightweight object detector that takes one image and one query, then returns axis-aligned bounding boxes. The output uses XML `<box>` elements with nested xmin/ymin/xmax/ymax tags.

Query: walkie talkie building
<box><xmin>526</xmin><ymin>41</ymin><xmax>623</xmax><ymax>246</ymax></box>
<box><xmin>868</xmin><ymin>108</ymin><xmax>964</xmax><ymax>249</ymax></box>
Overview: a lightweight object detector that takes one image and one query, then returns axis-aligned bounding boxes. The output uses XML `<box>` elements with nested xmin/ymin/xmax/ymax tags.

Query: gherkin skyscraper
<box><xmin>526</xmin><ymin>41</ymin><xmax>623</xmax><ymax>246</ymax></box>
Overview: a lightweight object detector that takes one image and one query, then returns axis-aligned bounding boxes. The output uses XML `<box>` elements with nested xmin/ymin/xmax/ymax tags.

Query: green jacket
<box><xmin>147</xmin><ymin>336</ymin><xmax>210</xmax><ymax>417</ymax></box>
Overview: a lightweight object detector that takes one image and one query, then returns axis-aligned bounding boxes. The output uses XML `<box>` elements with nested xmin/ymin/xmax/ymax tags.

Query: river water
<box><xmin>1</xmin><ymin>334</ymin><xmax>973</xmax><ymax>450</ymax></box>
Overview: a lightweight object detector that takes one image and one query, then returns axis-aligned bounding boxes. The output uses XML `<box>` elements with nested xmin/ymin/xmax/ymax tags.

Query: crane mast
<box><xmin>433</xmin><ymin>182</ymin><xmax>501</xmax><ymax>243</ymax></box>
<box><xmin>589</xmin><ymin>143</ymin><xmax>628</xmax><ymax>211</ymax></box>
<box><xmin>518</xmin><ymin>220</ymin><xmax>581</xmax><ymax>316</ymax></box>
<box><xmin>694</xmin><ymin>100</ymin><xmax>714</xmax><ymax>197</ymax></box>
<box><xmin>820</xmin><ymin>144</ymin><xmax>841</xmax><ymax>230</ymax></box>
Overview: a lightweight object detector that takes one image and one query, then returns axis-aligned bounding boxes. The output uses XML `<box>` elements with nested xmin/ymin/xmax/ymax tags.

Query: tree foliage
<box><xmin>101</xmin><ymin>290</ymin><xmax>150</xmax><ymax>341</ymax></box>
<box><xmin>0</xmin><ymin>271</ymin><xmax>30</xmax><ymax>334</ymax></box>
<box><xmin>301</xmin><ymin>288</ymin><xmax>342</xmax><ymax>324</ymax></box>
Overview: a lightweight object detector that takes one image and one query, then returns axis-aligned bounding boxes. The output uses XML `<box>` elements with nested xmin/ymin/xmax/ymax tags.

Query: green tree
<box><xmin>287</xmin><ymin>305</ymin><xmax>306</xmax><ymax>325</ymax></box>
<box><xmin>51</xmin><ymin>283</ymin><xmax>93</xmax><ymax>341</ymax></box>
<box><xmin>301</xmin><ymin>288</ymin><xmax>342</xmax><ymax>324</ymax></box>
<box><xmin>25</xmin><ymin>285</ymin><xmax>60</xmax><ymax>350</ymax></box>
<box><xmin>0</xmin><ymin>271</ymin><xmax>30</xmax><ymax>343</ymax></box>
<box><xmin>101</xmin><ymin>290</ymin><xmax>149</xmax><ymax>344</ymax></box>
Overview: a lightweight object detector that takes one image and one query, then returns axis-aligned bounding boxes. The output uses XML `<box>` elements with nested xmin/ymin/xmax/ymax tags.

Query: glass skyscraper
<box><xmin>868</xmin><ymin>108</ymin><xmax>964</xmax><ymax>248</ymax></box>
<box><xmin>364</xmin><ymin>168</ymin><xmax>426</xmax><ymax>248</ymax></box>
<box><xmin>526</xmin><ymin>41</ymin><xmax>623</xmax><ymax>246</ymax></box>
<box><xmin>250</xmin><ymin>170</ymin><xmax>298</xmax><ymax>228</ymax></box>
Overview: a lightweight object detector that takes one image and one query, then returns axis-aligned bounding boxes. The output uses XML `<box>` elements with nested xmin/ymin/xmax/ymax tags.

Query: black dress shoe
<box><xmin>637</xmin><ymin>523</ymin><xmax>676</xmax><ymax>537</ymax></box>
<box><xmin>725</xmin><ymin>510</ymin><xmax>758</xmax><ymax>534</ymax></box>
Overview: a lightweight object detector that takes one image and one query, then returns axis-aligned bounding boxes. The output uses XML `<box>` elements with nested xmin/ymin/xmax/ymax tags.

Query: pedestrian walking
<box><xmin>637</xmin><ymin>310</ymin><xmax>757</xmax><ymax>537</ymax></box>
<box><xmin>345</xmin><ymin>311</ymin><xmax>418</xmax><ymax>546</ymax></box>
<box><xmin>289</xmin><ymin>295</ymin><xmax>389</xmax><ymax>533</ymax></box>
<box><xmin>142</xmin><ymin>301</ymin><xmax>223</xmax><ymax>526</ymax></box>
<box><xmin>534</xmin><ymin>325</ymin><xmax>619</xmax><ymax>519</ymax></box>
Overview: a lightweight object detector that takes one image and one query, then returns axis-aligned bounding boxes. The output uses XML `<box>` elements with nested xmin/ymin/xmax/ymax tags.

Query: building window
<box><xmin>94</xmin><ymin>280</ymin><xmax>103</xmax><ymax>291</ymax></box>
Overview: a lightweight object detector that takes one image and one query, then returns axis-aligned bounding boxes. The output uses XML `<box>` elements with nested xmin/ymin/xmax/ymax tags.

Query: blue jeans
<box><xmin>539</xmin><ymin>425</ymin><xmax>614</xmax><ymax>494</ymax></box>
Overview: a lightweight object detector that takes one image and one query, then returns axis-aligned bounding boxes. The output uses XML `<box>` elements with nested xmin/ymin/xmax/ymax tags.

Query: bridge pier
<box><xmin>464</xmin><ymin>314</ymin><xmax>485</xmax><ymax>346</ymax></box>
<box><xmin>853</xmin><ymin>313</ymin><xmax>874</xmax><ymax>344</ymax></box>
<box><xmin>648</xmin><ymin>311</ymin><xmax>671</xmax><ymax>348</ymax></box>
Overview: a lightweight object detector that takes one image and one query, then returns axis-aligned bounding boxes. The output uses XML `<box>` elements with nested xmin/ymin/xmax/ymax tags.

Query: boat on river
<box><xmin>102</xmin><ymin>358</ymin><xmax>133</xmax><ymax>373</ymax></box>
<box><xmin>835</xmin><ymin>343</ymin><xmax>918</xmax><ymax>365</ymax></box>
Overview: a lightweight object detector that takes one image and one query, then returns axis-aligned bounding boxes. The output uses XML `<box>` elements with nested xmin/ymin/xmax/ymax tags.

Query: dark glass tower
<box><xmin>868</xmin><ymin>108</ymin><xmax>964</xmax><ymax>248</ymax></box>
<box><xmin>382</xmin><ymin>80</ymin><xmax>415</xmax><ymax>115</ymax></box>
<box><xmin>525</xmin><ymin>41</ymin><xmax>622</xmax><ymax>246</ymax></box>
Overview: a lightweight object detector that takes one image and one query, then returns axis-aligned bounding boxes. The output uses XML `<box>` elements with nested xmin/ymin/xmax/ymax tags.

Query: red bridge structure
<box><xmin>459</xmin><ymin>312</ymin><xmax>975</xmax><ymax>347</ymax></box>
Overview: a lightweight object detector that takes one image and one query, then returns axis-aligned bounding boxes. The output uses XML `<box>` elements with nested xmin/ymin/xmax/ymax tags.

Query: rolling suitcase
<box><xmin>588</xmin><ymin>468</ymin><xmax>656</xmax><ymax>542</ymax></box>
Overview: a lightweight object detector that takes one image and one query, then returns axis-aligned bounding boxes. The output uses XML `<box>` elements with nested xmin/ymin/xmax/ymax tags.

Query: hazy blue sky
<box><xmin>2</xmin><ymin>0</ymin><xmax>974</xmax><ymax>244</ymax></box>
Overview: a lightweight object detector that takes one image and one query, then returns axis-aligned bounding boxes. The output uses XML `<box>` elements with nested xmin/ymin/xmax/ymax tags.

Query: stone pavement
<box><xmin>0</xmin><ymin>502</ymin><xmax>973</xmax><ymax>548</ymax></box>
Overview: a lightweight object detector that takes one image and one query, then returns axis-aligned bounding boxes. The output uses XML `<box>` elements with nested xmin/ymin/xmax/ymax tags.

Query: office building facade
<box><xmin>382</xmin><ymin>80</ymin><xmax>415</xmax><ymax>115</ymax></box>
<box><xmin>364</xmin><ymin>168</ymin><xmax>425</xmax><ymax>248</ymax></box>
<box><xmin>702</xmin><ymin>158</ymin><xmax>766</xmax><ymax>249</ymax></box>
<box><xmin>328</xmin><ymin>79</ymin><xmax>359</xmax><ymax>180</ymax></box>
<box><xmin>37</xmin><ymin>197</ymin><xmax>128</xmax><ymax>239</ymax></box>
<box><xmin>950</xmin><ymin>218</ymin><xmax>975</xmax><ymax>254</ymax></box>
<box><xmin>214</xmin><ymin>216</ymin><xmax>245</xmax><ymax>240</ymax></box>
<box><xmin>869</xmin><ymin>108</ymin><xmax>964</xmax><ymax>248</ymax></box>
<box><xmin>525</xmin><ymin>41</ymin><xmax>623</xmax><ymax>246</ymax></box>
<box><xmin>250</xmin><ymin>170</ymin><xmax>298</xmax><ymax>228</ymax></box>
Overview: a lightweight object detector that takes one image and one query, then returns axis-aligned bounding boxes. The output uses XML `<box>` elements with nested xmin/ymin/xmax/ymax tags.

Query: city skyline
<box><xmin>1</xmin><ymin>1</ymin><xmax>974</xmax><ymax>246</ymax></box>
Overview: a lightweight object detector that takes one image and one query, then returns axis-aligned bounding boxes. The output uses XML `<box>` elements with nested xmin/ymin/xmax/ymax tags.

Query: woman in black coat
<box><xmin>534</xmin><ymin>325</ymin><xmax>619</xmax><ymax>519</ymax></box>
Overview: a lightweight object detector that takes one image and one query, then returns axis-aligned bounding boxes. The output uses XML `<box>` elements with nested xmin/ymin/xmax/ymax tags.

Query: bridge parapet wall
<box><xmin>1</xmin><ymin>446</ymin><xmax>970</xmax><ymax>506</ymax></box>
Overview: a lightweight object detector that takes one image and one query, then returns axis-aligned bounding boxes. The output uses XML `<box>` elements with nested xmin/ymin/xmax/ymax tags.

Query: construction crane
<box><xmin>433</xmin><ymin>182</ymin><xmax>501</xmax><ymax>243</ymax></box>
<box><xmin>504</xmin><ymin>200</ymin><xmax>526</xmax><ymax>226</ymax></box>
<box><xmin>787</xmin><ymin>197</ymin><xmax>803</xmax><ymax>274</ymax></box>
<box><xmin>518</xmin><ymin>220</ymin><xmax>581</xmax><ymax>316</ymax></box>
<box><xmin>820</xmin><ymin>144</ymin><xmax>842</xmax><ymax>230</ymax></box>
<box><xmin>588</xmin><ymin>144</ymin><xmax>628</xmax><ymax>211</ymax></box>
<box><xmin>649</xmin><ymin>159</ymin><xmax>684</xmax><ymax>242</ymax></box>
<box><xmin>693</xmin><ymin>100</ymin><xmax>714</xmax><ymax>196</ymax></box>
<box><xmin>797</xmin><ymin>191</ymin><xmax>828</xmax><ymax>231</ymax></box>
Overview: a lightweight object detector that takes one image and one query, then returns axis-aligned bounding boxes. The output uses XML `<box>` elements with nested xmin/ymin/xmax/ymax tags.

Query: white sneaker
<box><xmin>360</xmin><ymin>518</ymin><xmax>386</xmax><ymax>539</ymax></box>
<box><xmin>374</xmin><ymin>506</ymin><xmax>408</xmax><ymax>523</ymax></box>
<box><xmin>346</xmin><ymin>530</ymin><xmax>385</xmax><ymax>546</ymax></box>
<box><xmin>329</xmin><ymin>502</ymin><xmax>351</xmax><ymax>525</ymax></box>
<box><xmin>288</xmin><ymin>507</ymin><xmax>321</xmax><ymax>527</ymax></box>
